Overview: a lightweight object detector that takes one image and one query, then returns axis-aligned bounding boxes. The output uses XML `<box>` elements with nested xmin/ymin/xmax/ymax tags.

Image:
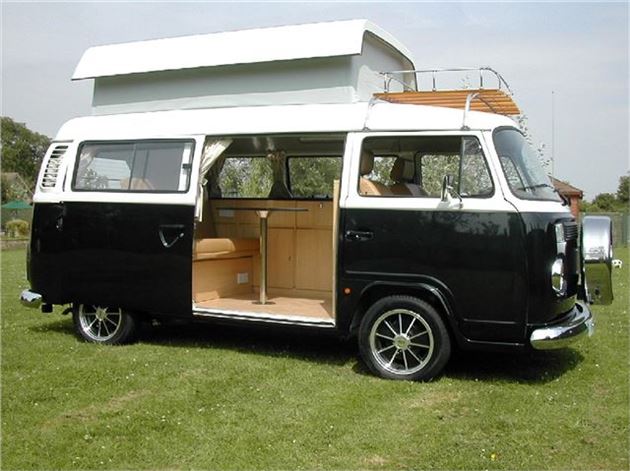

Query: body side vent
<box><xmin>563</xmin><ymin>221</ymin><xmax>579</xmax><ymax>242</ymax></box>
<box><xmin>40</xmin><ymin>145</ymin><xmax>68</xmax><ymax>189</ymax></box>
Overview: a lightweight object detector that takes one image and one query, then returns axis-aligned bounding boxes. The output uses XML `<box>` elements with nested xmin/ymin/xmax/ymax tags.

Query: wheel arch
<box><xmin>349</xmin><ymin>281</ymin><xmax>462</xmax><ymax>344</ymax></box>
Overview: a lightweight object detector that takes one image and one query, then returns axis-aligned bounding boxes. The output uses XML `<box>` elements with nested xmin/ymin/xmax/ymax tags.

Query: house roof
<box><xmin>72</xmin><ymin>19</ymin><xmax>415</xmax><ymax>80</ymax></box>
<box><xmin>551</xmin><ymin>177</ymin><xmax>583</xmax><ymax>197</ymax></box>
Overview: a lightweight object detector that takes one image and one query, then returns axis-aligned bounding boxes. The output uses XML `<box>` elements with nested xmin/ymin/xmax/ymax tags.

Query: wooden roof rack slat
<box><xmin>374</xmin><ymin>89</ymin><xmax>520</xmax><ymax>115</ymax></box>
<box><xmin>374</xmin><ymin>68</ymin><xmax>521</xmax><ymax>116</ymax></box>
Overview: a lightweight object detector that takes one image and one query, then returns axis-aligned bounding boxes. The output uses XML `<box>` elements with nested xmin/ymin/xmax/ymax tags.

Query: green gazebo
<box><xmin>1</xmin><ymin>200</ymin><xmax>32</xmax><ymax>229</ymax></box>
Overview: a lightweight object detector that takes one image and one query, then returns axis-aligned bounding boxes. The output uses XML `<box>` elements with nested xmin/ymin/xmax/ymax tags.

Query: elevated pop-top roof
<box><xmin>72</xmin><ymin>19</ymin><xmax>414</xmax><ymax>80</ymax></box>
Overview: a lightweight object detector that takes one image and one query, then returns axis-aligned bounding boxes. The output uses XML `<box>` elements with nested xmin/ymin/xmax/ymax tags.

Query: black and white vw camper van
<box><xmin>20</xmin><ymin>20</ymin><xmax>613</xmax><ymax>381</ymax></box>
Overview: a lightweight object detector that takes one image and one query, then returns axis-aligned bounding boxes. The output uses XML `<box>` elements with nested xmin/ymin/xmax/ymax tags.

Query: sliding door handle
<box><xmin>159</xmin><ymin>224</ymin><xmax>185</xmax><ymax>248</ymax></box>
<box><xmin>345</xmin><ymin>230</ymin><xmax>374</xmax><ymax>242</ymax></box>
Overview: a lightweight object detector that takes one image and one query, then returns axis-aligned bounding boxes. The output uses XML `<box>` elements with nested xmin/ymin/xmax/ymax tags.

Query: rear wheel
<box><xmin>73</xmin><ymin>304</ymin><xmax>138</xmax><ymax>345</ymax></box>
<box><xmin>358</xmin><ymin>295</ymin><xmax>451</xmax><ymax>381</ymax></box>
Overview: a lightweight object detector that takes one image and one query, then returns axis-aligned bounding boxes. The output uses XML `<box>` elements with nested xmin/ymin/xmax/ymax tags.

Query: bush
<box><xmin>5</xmin><ymin>219</ymin><xmax>29</xmax><ymax>238</ymax></box>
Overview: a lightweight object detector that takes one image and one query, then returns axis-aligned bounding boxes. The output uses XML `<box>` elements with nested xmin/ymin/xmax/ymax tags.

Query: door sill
<box><xmin>192</xmin><ymin>305</ymin><xmax>336</xmax><ymax>328</ymax></box>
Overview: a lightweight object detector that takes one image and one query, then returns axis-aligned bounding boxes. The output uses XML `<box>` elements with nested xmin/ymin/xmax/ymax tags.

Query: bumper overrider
<box><xmin>530</xmin><ymin>301</ymin><xmax>593</xmax><ymax>350</ymax></box>
<box><xmin>20</xmin><ymin>289</ymin><xmax>42</xmax><ymax>309</ymax></box>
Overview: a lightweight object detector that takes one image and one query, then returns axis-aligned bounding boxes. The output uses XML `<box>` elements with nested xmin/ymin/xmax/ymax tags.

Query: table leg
<box><xmin>257</xmin><ymin>210</ymin><xmax>270</xmax><ymax>304</ymax></box>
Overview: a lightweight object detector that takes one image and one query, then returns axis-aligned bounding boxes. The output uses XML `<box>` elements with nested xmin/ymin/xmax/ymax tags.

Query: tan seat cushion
<box><xmin>194</xmin><ymin>238</ymin><xmax>259</xmax><ymax>260</ymax></box>
<box><xmin>120</xmin><ymin>178</ymin><xmax>155</xmax><ymax>190</ymax></box>
<box><xmin>389</xmin><ymin>158</ymin><xmax>427</xmax><ymax>196</ymax></box>
<box><xmin>194</xmin><ymin>250</ymin><xmax>258</xmax><ymax>261</ymax></box>
<box><xmin>390</xmin><ymin>182</ymin><xmax>428</xmax><ymax>197</ymax></box>
<box><xmin>360</xmin><ymin>177</ymin><xmax>392</xmax><ymax>196</ymax></box>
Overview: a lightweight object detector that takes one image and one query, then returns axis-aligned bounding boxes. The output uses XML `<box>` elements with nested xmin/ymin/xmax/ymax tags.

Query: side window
<box><xmin>288</xmin><ymin>157</ymin><xmax>342</xmax><ymax>199</ymax></box>
<box><xmin>360</xmin><ymin>135</ymin><xmax>493</xmax><ymax>198</ymax></box>
<box><xmin>74</xmin><ymin>141</ymin><xmax>193</xmax><ymax>192</ymax></box>
<box><xmin>459</xmin><ymin>138</ymin><xmax>494</xmax><ymax>197</ymax></box>
<box><xmin>217</xmin><ymin>157</ymin><xmax>273</xmax><ymax>198</ymax></box>
<box><xmin>215</xmin><ymin>155</ymin><xmax>343</xmax><ymax>200</ymax></box>
<box><xmin>417</xmin><ymin>154</ymin><xmax>460</xmax><ymax>197</ymax></box>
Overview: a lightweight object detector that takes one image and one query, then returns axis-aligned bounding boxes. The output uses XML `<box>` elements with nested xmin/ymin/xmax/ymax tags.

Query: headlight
<box><xmin>551</xmin><ymin>257</ymin><xmax>566</xmax><ymax>295</ymax></box>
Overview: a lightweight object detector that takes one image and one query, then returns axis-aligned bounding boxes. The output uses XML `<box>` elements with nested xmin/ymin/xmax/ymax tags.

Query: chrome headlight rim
<box><xmin>551</xmin><ymin>256</ymin><xmax>567</xmax><ymax>296</ymax></box>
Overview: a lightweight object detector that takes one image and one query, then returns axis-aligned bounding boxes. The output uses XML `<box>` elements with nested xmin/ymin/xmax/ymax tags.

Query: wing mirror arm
<box><xmin>441</xmin><ymin>175</ymin><xmax>463</xmax><ymax>209</ymax></box>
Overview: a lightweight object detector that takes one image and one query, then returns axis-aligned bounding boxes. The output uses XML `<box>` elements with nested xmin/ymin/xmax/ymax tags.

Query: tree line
<box><xmin>580</xmin><ymin>175</ymin><xmax>629</xmax><ymax>213</ymax></box>
<box><xmin>1</xmin><ymin>117</ymin><xmax>50</xmax><ymax>203</ymax></box>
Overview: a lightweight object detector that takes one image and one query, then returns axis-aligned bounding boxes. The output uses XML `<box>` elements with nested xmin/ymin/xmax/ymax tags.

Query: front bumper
<box><xmin>530</xmin><ymin>302</ymin><xmax>594</xmax><ymax>350</ymax></box>
<box><xmin>20</xmin><ymin>289</ymin><xmax>42</xmax><ymax>309</ymax></box>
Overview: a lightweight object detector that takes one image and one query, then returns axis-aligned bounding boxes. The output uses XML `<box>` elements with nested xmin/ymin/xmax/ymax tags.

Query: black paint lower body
<box><xmin>29</xmin><ymin>202</ymin><xmax>194</xmax><ymax>317</ymax></box>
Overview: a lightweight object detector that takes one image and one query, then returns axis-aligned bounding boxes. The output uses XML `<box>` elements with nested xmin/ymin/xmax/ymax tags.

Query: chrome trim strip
<box><xmin>530</xmin><ymin>302</ymin><xmax>593</xmax><ymax>350</ymax></box>
<box><xmin>192</xmin><ymin>306</ymin><xmax>336</xmax><ymax>328</ymax></box>
<box><xmin>20</xmin><ymin>289</ymin><xmax>42</xmax><ymax>309</ymax></box>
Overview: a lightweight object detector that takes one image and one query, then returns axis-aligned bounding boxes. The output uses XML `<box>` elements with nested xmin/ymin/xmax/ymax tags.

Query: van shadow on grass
<box><xmin>144</xmin><ymin>321</ymin><xmax>357</xmax><ymax>367</ymax></box>
<box><xmin>31</xmin><ymin>317</ymin><xmax>583</xmax><ymax>384</ymax></box>
<box><xmin>443</xmin><ymin>348</ymin><xmax>584</xmax><ymax>384</ymax></box>
<box><xmin>29</xmin><ymin>317</ymin><xmax>356</xmax><ymax>367</ymax></box>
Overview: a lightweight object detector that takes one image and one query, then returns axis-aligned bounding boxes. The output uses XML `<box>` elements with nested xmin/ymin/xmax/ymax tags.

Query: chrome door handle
<box><xmin>345</xmin><ymin>230</ymin><xmax>374</xmax><ymax>241</ymax></box>
<box><xmin>159</xmin><ymin>224</ymin><xmax>185</xmax><ymax>248</ymax></box>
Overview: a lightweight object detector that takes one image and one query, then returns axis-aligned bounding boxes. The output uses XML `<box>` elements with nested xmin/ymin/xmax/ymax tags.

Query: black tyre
<box><xmin>358</xmin><ymin>295</ymin><xmax>451</xmax><ymax>381</ymax></box>
<box><xmin>72</xmin><ymin>304</ymin><xmax>138</xmax><ymax>345</ymax></box>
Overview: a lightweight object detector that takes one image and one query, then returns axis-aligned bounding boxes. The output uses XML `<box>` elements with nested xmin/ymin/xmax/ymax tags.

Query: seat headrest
<box><xmin>389</xmin><ymin>158</ymin><xmax>414</xmax><ymax>182</ymax></box>
<box><xmin>360</xmin><ymin>149</ymin><xmax>374</xmax><ymax>176</ymax></box>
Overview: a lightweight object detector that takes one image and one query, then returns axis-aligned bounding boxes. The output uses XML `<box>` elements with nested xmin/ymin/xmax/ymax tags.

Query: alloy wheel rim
<box><xmin>369</xmin><ymin>308</ymin><xmax>434</xmax><ymax>375</ymax></box>
<box><xmin>78</xmin><ymin>305</ymin><xmax>122</xmax><ymax>341</ymax></box>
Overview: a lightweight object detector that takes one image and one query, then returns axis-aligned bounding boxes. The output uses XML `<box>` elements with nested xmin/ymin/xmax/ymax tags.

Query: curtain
<box><xmin>267</xmin><ymin>150</ymin><xmax>292</xmax><ymax>198</ymax></box>
<box><xmin>207</xmin><ymin>155</ymin><xmax>227</xmax><ymax>198</ymax></box>
<box><xmin>195</xmin><ymin>138</ymin><xmax>232</xmax><ymax>221</ymax></box>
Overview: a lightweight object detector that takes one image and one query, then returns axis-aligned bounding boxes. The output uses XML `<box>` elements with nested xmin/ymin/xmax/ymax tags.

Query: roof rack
<box><xmin>374</xmin><ymin>67</ymin><xmax>521</xmax><ymax>116</ymax></box>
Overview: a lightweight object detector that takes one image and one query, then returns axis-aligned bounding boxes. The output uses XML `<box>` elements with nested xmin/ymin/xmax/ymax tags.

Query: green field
<box><xmin>1</xmin><ymin>248</ymin><xmax>628</xmax><ymax>470</ymax></box>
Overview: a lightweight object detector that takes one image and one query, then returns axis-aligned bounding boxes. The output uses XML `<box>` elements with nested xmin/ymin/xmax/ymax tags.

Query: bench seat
<box><xmin>194</xmin><ymin>238</ymin><xmax>259</xmax><ymax>260</ymax></box>
<box><xmin>193</xmin><ymin>238</ymin><xmax>260</xmax><ymax>303</ymax></box>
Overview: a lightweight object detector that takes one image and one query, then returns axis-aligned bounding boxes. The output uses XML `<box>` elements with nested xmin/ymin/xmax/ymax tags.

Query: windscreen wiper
<box><xmin>519</xmin><ymin>183</ymin><xmax>569</xmax><ymax>206</ymax></box>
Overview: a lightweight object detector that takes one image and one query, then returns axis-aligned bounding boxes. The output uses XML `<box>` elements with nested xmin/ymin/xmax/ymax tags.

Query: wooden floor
<box><xmin>195</xmin><ymin>293</ymin><xmax>333</xmax><ymax>320</ymax></box>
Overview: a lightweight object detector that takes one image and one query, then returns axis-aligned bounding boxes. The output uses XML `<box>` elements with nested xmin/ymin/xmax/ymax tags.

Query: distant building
<box><xmin>550</xmin><ymin>177</ymin><xmax>583</xmax><ymax>218</ymax></box>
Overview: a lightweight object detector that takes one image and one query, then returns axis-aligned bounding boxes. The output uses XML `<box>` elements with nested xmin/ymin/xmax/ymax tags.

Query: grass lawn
<box><xmin>1</xmin><ymin>248</ymin><xmax>628</xmax><ymax>470</ymax></box>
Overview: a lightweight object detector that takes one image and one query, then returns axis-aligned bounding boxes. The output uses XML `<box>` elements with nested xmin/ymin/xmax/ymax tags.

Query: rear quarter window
<box><xmin>73</xmin><ymin>140</ymin><xmax>194</xmax><ymax>192</ymax></box>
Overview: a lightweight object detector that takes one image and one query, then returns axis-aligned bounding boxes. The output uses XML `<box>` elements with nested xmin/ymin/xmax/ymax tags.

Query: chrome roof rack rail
<box><xmin>380</xmin><ymin>66</ymin><xmax>514</xmax><ymax>95</ymax></box>
<box><xmin>375</xmin><ymin>66</ymin><xmax>521</xmax><ymax>117</ymax></box>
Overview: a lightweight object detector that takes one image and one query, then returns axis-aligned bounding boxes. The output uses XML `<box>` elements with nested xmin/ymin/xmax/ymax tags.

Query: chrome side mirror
<box><xmin>440</xmin><ymin>175</ymin><xmax>453</xmax><ymax>202</ymax></box>
<box><xmin>441</xmin><ymin>175</ymin><xmax>463</xmax><ymax>208</ymax></box>
<box><xmin>582</xmin><ymin>215</ymin><xmax>614</xmax><ymax>305</ymax></box>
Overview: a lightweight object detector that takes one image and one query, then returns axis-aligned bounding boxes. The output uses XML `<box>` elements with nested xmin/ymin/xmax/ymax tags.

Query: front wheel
<box><xmin>358</xmin><ymin>296</ymin><xmax>451</xmax><ymax>381</ymax></box>
<box><xmin>73</xmin><ymin>304</ymin><xmax>138</xmax><ymax>345</ymax></box>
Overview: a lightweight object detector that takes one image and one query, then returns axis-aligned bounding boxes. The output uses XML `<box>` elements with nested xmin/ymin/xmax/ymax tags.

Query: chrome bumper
<box><xmin>530</xmin><ymin>302</ymin><xmax>594</xmax><ymax>350</ymax></box>
<box><xmin>20</xmin><ymin>289</ymin><xmax>42</xmax><ymax>309</ymax></box>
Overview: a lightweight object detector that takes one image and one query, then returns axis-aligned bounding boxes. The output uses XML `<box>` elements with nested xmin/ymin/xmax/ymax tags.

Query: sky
<box><xmin>1</xmin><ymin>1</ymin><xmax>628</xmax><ymax>198</ymax></box>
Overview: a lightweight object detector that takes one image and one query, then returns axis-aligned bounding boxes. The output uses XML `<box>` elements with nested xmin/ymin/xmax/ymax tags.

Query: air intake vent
<box><xmin>563</xmin><ymin>221</ymin><xmax>578</xmax><ymax>241</ymax></box>
<box><xmin>40</xmin><ymin>145</ymin><xmax>68</xmax><ymax>189</ymax></box>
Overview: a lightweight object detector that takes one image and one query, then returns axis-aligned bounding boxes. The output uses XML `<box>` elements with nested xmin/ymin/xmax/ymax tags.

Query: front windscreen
<box><xmin>494</xmin><ymin>128</ymin><xmax>560</xmax><ymax>201</ymax></box>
